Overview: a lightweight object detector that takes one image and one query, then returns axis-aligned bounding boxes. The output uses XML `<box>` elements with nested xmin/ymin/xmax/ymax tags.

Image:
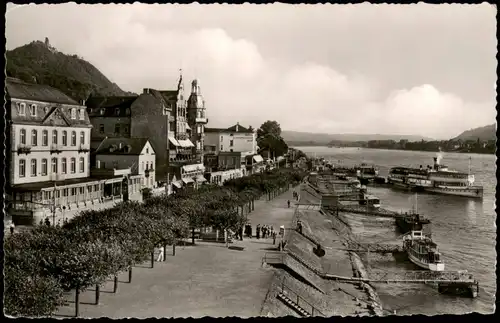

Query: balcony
<box><xmin>78</xmin><ymin>145</ymin><xmax>90</xmax><ymax>153</ymax></box>
<box><xmin>17</xmin><ymin>145</ymin><xmax>32</xmax><ymax>155</ymax></box>
<box><xmin>50</xmin><ymin>144</ymin><xmax>63</xmax><ymax>154</ymax></box>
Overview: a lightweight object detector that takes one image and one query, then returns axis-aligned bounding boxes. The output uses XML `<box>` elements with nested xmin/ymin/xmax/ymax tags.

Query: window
<box><xmin>114</xmin><ymin>124</ymin><xmax>120</xmax><ymax>134</ymax></box>
<box><xmin>80</xmin><ymin>132</ymin><xmax>85</xmax><ymax>145</ymax></box>
<box><xmin>79</xmin><ymin>109</ymin><xmax>85</xmax><ymax>120</ymax></box>
<box><xmin>70</xmin><ymin>158</ymin><xmax>76</xmax><ymax>173</ymax></box>
<box><xmin>19</xmin><ymin>159</ymin><xmax>26</xmax><ymax>177</ymax></box>
<box><xmin>51</xmin><ymin>158</ymin><xmax>58</xmax><ymax>173</ymax></box>
<box><xmin>19</xmin><ymin>103</ymin><xmax>26</xmax><ymax>116</ymax></box>
<box><xmin>62</xmin><ymin>131</ymin><xmax>67</xmax><ymax>146</ymax></box>
<box><xmin>30</xmin><ymin>104</ymin><xmax>37</xmax><ymax>117</ymax></box>
<box><xmin>100</xmin><ymin>108</ymin><xmax>105</xmax><ymax>115</ymax></box>
<box><xmin>88</xmin><ymin>186</ymin><xmax>93</xmax><ymax>193</ymax></box>
<box><xmin>52</xmin><ymin>130</ymin><xmax>58</xmax><ymax>145</ymax></box>
<box><xmin>230</xmin><ymin>149</ymin><xmax>234</xmax><ymax>152</ymax></box>
<box><xmin>20</xmin><ymin>129</ymin><xmax>26</xmax><ymax>145</ymax></box>
<box><xmin>71</xmin><ymin>131</ymin><xmax>76</xmax><ymax>146</ymax></box>
<box><xmin>94</xmin><ymin>184</ymin><xmax>99</xmax><ymax>191</ymax></box>
<box><xmin>115</xmin><ymin>108</ymin><xmax>120</xmax><ymax>116</ymax></box>
<box><xmin>142</xmin><ymin>162</ymin><xmax>144</xmax><ymax>171</ymax></box>
<box><xmin>71</xmin><ymin>188</ymin><xmax>77</xmax><ymax>196</ymax></box>
<box><xmin>44</xmin><ymin>106</ymin><xmax>50</xmax><ymax>114</ymax></box>
<box><xmin>124</xmin><ymin>125</ymin><xmax>130</xmax><ymax>134</ymax></box>
<box><xmin>126</xmin><ymin>108</ymin><xmax>131</xmax><ymax>115</ymax></box>
<box><xmin>79</xmin><ymin>157</ymin><xmax>85</xmax><ymax>173</ymax></box>
<box><xmin>31</xmin><ymin>159</ymin><xmax>37</xmax><ymax>177</ymax></box>
<box><xmin>230</xmin><ymin>140</ymin><xmax>234</xmax><ymax>147</ymax></box>
<box><xmin>151</xmin><ymin>161</ymin><xmax>154</xmax><ymax>169</ymax></box>
<box><xmin>31</xmin><ymin>130</ymin><xmax>38</xmax><ymax>146</ymax></box>
<box><xmin>220</xmin><ymin>145</ymin><xmax>224</xmax><ymax>151</ymax></box>
<box><xmin>220</xmin><ymin>136</ymin><xmax>223</xmax><ymax>142</ymax></box>
<box><xmin>39</xmin><ymin>130</ymin><xmax>48</xmax><ymax>147</ymax></box>
<box><xmin>70</xmin><ymin>108</ymin><xmax>77</xmax><ymax>119</ymax></box>
<box><xmin>41</xmin><ymin>159</ymin><xmax>47</xmax><ymax>176</ymax></box>
<box><xmin>146</xmin><ymin>148</ymin><xmax>149</xmax><ymax>154</ymax></box>
<box><xmin>63</xmin><ymin>189</ymin><xmax>68</xmax><ymax>197</ymax></box>
<box><xmin>79</xmin><ymin>187</ymin><xmax>84</xmax><ymax>194</ymax></box>
<box><xmin>99</xmin><ymin>124</ymin><xmax>104</xmax><ymax>134</ymax></box>
<box><xmin>62</xmin><ymin>158</ymin><xmax>67</xmax><ymax>174</ymax></box>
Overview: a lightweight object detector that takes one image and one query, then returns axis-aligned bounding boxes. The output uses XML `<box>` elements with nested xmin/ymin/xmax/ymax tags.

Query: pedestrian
<box><xmin>157</xmin><ymin>245</ymin><xmax>165</xmax><ymax>262</ymax></box>
<box><xmin>273</xmin><ymin>232</ymin><xmax>276</xmax><ymax>245</ymax></box>
<box><xmin>9</xmin><ymin>223</ymin><xmax>15</xmax><ymax>235</ymax></box>
<box><xmin>256</xmin><ymin>224</ymin><xmax>261</xmax><ymax>239</ymax></box>
<box><xmin>270</xmin><ymin>226</ymin><xmax>274</xmax><ymax>236</ymax></box>
<box><xmin>249</xmin><ymin>225</ymin><xmax>253</xmax><ymax>238</ymax></box>
<box><xmin>45</xmin><ymin>218</ymin><xmax>51</xmax><ymax>226</ymax></box>
<box><xmin>263</xmin><ymin>225</ymin><xmax>267</xmax><ymax>238</ymax></box>
<box><xmin>287</xmin><ymin>200</ymin><xmax>291</xmax><ymax>208</ymax></box>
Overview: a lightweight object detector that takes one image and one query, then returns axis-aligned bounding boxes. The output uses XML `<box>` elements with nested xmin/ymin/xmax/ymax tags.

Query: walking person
<box><xmin>256</xmin><ymin>224</ymin><xmax>261</xmax><ymax>239</ymax></box>
<box><xmin>157</xmin><ymin>245</ymin><xmax>165</xmax><ymax>262</ymax></box>
<box><xmin>273</xmin><ymin>232</ymin><xmax>277</xmax><ymax>245</ymax></box>
<box><xmin>9</xmin><ymin>223</ymin><xmax>15</xmax><ymax>235</ymax></box>
<box><xmin>287</xmin><ymin>200</ymin><xmax>291</xmax><ymax>208</ymax></box>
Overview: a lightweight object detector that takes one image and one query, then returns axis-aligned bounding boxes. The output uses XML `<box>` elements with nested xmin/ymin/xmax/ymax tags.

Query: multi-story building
<box><xmin>86</xmin><ymin>89</ymin><xmax>172</xmax><ymax>182</ymax></box>
<box><xmin>5</xmin><ymin>78</ymin><xmax>127</xmax><ymax>224</ymax></box>
<box><xmin>94</xmin><ymin>137</ymin><xmax>156</xmax><ymax>195</ymax></box>
<box><xmin>204</xmin><ymin>123</ymin><xmax>257</xmax><ymax>156</ymax></box>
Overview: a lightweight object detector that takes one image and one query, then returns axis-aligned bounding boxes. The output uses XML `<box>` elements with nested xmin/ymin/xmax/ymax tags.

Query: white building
<box><xmin>94</xmin><ymin>137</ymin><xmax>156</xmax><ymax>193</ymax></box>
<box><xmin>5</xmin><ymin>78</ymin><xmax>126</xmax><ymax>224</ymax></box>
<box><xmin>204</xmin><ymin>122</ymin><xmax>257</xmax><ymax>157</ymax></box>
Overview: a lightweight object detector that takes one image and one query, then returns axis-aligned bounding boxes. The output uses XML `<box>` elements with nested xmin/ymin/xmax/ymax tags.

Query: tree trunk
<box><xmin>151</xmin><ymin>251</ymin><xmax>154</xmax><ymax>268</ymax></box>
<box><xmin>113</xmin><ymin>275</ymin><xmax>118</xmax><ymax>293</ymax></box>
<box><xmin>173</xmin><ymin>242</ymin><xmax>176</xmax><ymax>256</ymax></box>
<box><xmin>95</xmin><ymin>284</ymin><xmax>100</xmax><ymax>305</ymax></box>
<box><xmin>216</xmin><ymin>229</ymin><xmax>219</xmax><ymax>241</ymax></box>
<box><xmin>75</xmin><ymin>285</ymin><xmax>80</xmax><ymax>317</ymax></box>
<box><xmin>252</xmin><ymin>199</ymin><xmax>255</xmax><ymax>211</ymax></box>
<box><xmin>225</xmin><ymin>228</ymin><xmax>229</xmax><ymax>247</ymax></box>
<box><xmin>128</xmin><ymin>266</ymin><xmax>132</xmax><ymax>283</ymax></box>
<box><xmin>191</xmin><ymin>227</ymin><xmax>195</xmax><ymax>245</ymax></box>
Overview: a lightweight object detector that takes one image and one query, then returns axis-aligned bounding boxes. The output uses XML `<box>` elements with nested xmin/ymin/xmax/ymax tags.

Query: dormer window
<box><xmin>30</xmin><ymin>104</ymin><xmax>37</xmax><ymax>117</ymax></box>
<box><xmin>70</xmin><ymin>108</ymin><xmax>77</xmax><ymax>119</ymax></box>
<box><xmin>115</xmin><ymin>108</ymin><xmax>120</xmax><ymax>116</ymax></box>
<box><xmin>18</xmin><ymin>102</ymin><xmax>26</xmax><ymax>116</ymax></box>
<box><xmin>44</xmin><ymin>106</ymin><xmax>50</xmax><ymax>114</ymax></box>
<box><xmin>125</xmin><ymin>108</ymin><xmax>131</xmax><ymax>115</ymax></box>
<box><xmin>100</xmin><ymin>108</ymin><xmax>105</xmax><ymax>115</ymax></box>
<box><xmin>79</xmin><ymin>108</ymin><xmax>85</xmax><ymax>120</ymax></box>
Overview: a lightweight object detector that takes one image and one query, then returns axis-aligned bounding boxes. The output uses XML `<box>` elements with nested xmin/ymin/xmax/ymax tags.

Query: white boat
<box><xmin>403</xmin><ymin>230</ymin><xmax>445</xmax><ymax>271</ymax></box>
<box><xmin>388</xmin><ymin>157</ymin><xmax>483</xmax><ymax>198</ymax></box>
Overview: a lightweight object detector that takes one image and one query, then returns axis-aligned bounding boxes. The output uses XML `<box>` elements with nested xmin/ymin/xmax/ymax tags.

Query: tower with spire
<box><xmin>187</xmin><ymin>79</ymin><xmax>208</xmax><ymax>163</ymax></box>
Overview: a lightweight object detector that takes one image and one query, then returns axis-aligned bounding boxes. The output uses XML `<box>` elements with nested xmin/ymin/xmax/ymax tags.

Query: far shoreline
<box><xmin>290</xmin><ymin>145</ymin><xmax>495</xmax><ymax>156</ymax></box>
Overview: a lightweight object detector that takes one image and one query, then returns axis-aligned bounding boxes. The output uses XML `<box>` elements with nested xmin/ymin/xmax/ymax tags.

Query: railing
<box><xmin>280</xmin><ymin>277</ymin><xmax>325</xmax><ymax>317</ymax></box>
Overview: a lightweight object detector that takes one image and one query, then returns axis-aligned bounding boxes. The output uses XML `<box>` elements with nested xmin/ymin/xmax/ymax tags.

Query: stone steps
<box><xmin>276</xmin><ymin>292</ymin><xmax>311</xmax><ymax>317</ymax></box>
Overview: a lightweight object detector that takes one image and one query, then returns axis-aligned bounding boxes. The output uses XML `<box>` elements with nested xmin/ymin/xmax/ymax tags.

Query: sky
<box><xmin>5</xmin><ymin>3</ymin><xmax>497</xmax><ymax>139</ymax></box>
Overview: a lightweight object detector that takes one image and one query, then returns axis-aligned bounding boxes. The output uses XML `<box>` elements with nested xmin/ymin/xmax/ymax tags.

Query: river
<box><xmin>297</xmin><ymin>146</ymin><xmax>496</xmax><ymax>315</ymax></box>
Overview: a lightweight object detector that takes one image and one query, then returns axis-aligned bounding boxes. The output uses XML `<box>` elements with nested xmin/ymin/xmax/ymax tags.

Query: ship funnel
<box><xmin>433</xmin><ymin>157</ymin><xmax>439</xmax><ymax>170</ymax></box>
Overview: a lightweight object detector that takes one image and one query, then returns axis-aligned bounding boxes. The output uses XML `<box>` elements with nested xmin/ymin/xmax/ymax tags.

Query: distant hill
<box><xmin>452</xmin><ymin>124</ymin><xmax>496</xmax><ymax>141</ymax></box>
<box><xmin>282</xmin><ymin>130</ymin><xmax>434</xmax><ymax>145</ymax></box>
<box><xmin>6</xmin><ymin>38</ymin><xmax>136</xmax><ymax>101</ymax></box>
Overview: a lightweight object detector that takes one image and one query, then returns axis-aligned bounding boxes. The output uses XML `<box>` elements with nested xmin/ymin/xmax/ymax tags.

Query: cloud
<box><xmin>5</xmin><ymin>3</ymin><xmax>497</xmax><ymax>140</ymax></box>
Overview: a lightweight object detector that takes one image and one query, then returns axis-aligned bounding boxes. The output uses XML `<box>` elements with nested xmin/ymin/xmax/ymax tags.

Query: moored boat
<box><xmin>403</xmin><ymin>230</ymin><xmax>445</xmax><ymax>271</ymax></box>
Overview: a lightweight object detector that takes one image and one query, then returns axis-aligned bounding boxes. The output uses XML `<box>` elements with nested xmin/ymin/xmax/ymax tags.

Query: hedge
<box><xmin>4</xmin><ymin>168</ymin><xmax>307</xmax><ymax>317</ymax></box>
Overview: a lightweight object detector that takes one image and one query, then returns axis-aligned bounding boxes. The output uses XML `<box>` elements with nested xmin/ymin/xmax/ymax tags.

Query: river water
<box><xmin>297</xmin><ymin>146</ymin><xmax>496</xmax><ymax>315</ymax></box>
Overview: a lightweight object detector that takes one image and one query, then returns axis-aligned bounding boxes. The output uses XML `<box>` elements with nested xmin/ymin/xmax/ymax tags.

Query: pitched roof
<box><xmin>205</xmin><ymin>123</ymin><xmax>252</xmax><ymax>134</ymax></box>
<box><xmin>6</xmin><ymin>77</ymin><xmax>80</xmax><ymax>105</ymax></box>
<box><xmin>95</xmin><ymin>137</ymin><xmax>151</xmax><ymax>155</ymax></box>
<box><xmin>86</xmin><ymin>96</ymin><xmax>138</xmax><ymax>116</ymax></box>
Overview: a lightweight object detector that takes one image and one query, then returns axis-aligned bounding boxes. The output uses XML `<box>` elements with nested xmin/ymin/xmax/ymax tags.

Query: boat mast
<box><xmin>468</xmin><ymin>156</ymin><xmax>472</xmax><ymax>175</ymax></box>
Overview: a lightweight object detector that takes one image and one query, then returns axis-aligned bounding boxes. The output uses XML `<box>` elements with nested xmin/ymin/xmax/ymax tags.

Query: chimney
<box><xmin>81</xmin><ymin>99</ymin><xmax>86</xmax><ymax>105</ymax></box>
<box><xmin>433</xmin><ymin>157</ymin><xmax>438</xmax><ymax>170</ymax></box>
<box><xmin>143</xmin><ymin>88</ymin><xmax>149</xmax><ymax>94</ymax></box>
<box><xmin>236</xmin><ymin>122</ymin><xmax>239</xmax><ymax>132</ymax></box>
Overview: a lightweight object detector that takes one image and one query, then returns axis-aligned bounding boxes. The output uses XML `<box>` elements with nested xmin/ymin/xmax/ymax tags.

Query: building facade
<box><xmin>204</xmin><ymin>123</ymin><xmax>257</xmax><ymax>156</ymax></box>
<box><xmin>95</xmin><ymin>137</ymin><xmax>156</xmax><ymax>192</ymax></box>
<box><xmin>5</xmin><ymin>78</ymin><xmax>126</xmax><ymax>224</ymax></box>
<box><xmin>187</xmin><ymin>79</ymin><xmax>208</xmax><ymax>163</ymax></box>
<box><xmin>86</xmin><ymin>90</ymin><xmax>172</xmax><ymax>182</ymax></box>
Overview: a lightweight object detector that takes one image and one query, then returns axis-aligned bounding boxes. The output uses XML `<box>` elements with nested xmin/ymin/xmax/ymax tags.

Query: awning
<box><xmin>169</xmin><ymin>137</ymin><xmax>180</xmax><ymax>147</ymax></box>
<box><xmin>172</xmin><ymin>181</ymin><xmax>182</xmax><ymax>189</ymax></box>
<box><xmin>182</xmin><ymin>139</ymin><xmax>195</xmax><ymax>147</ymax></box>
<box><xmin>196</xmin><ymin>175</ymin><xmax>207</xmax><ymax>182</ymax></box>
<box><xmin>182</xmin><ymin>164</ymin><xmax>201</xmax><ymax>173</ymax></box>
<box><xmin>182</xmin><ymin>177</ymin><xmax>194</xmax><ymax>184</ymax></box>
<box><xmin>186</xmin><ymin>124</ymin><xmax>191</xmax><ymax>130</ymax></box>
<box><xmin>253</xmin><ymin>155</ymin><xmax>264</xmax><ymax>163</ymax></box>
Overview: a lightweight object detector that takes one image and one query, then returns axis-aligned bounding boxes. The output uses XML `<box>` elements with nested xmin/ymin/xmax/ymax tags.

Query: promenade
<box><xmin>56</xmin><ymin>189</ymin><xmax>297</xmax><ymax>318</ymax></box>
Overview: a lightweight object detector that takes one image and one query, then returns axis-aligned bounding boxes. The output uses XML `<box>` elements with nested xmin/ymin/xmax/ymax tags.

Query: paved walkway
<box><xmin>57</xmin><ymin>188</ymin><xmax>298</xmax><ymax>318</ymax></box>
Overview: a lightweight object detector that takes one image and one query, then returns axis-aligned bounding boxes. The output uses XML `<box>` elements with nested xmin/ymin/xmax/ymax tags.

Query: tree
<box><xmin>257</xmin><ymin>120</ymin><xmax>282</xmax><ymax>138</ymax></box>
